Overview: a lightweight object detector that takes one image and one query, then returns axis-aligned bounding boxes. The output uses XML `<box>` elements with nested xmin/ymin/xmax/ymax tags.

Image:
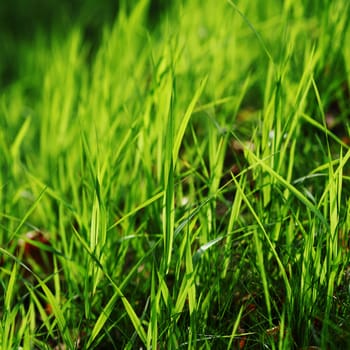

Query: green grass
<box><xmin>1</xmin><ymin>0</ymin><xmax>350</xmax><ymax>348</ymax></box>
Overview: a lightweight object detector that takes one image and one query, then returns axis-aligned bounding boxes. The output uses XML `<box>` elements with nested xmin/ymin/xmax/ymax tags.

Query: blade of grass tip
<box><xmin>147</xmin><ymin>267</ymin><xmax>159</xmax><ymax>350</ymax></box>
<box><xmin>108</xmin><ymin>190</ymin><xmax>164</xmax><ymax>231</ymax></box>
<box><xmin>52</xmin><ymin>255</ymin><xmax>61</xmax><ymax>305</ymax></box>
<box><xmin>4</xmin><ymin>262</ymin><xmax>18</xmax><ymax>311</ymax></box>
<box><xmin>163</xmin><ymin>157</ymin><xmax>174</xmax><ymax>274</ymax></box>
<box><xmin>174</xmin><ymin>271</ymin><xmax>195</xmax><ymax>323</ymax></box>
<box><xmin>71</xmin><ymin>227</ymin><xmax>147</xmax><ymax>344</ymax></box>
<box><xmin>90</xmin><ymin>193</ymin><xmax>99</xmax><ymax>253</ymax></box>
<box><xmin>231</xmin><ymin>174</ymin><xmax>291</xmax><ymax>305</ymax></box>
<box><xmin>314</xmin><ymin>148</ymin><xmax>350</xmax><ymax>211</ymax></box>
<box><xmin>119</xmin><ymin>238</ymin><xmax>162</xmax><ymax>291</ymax></box>
<box><xmin>328</xmin><ymin>158</ymin><xmax>338</xmax><ymax>260</ymax></box>
<box><xmin>246</xmin><ymin>148</ymin><xmax>328</xmax><ymax>228</ymax></box>
<box><xmin>24</xmin><ymin>171</ymin><xmax>76</xmax><ymax>212</ymax></box>
<box><xmin>157</xmin><ymin>270</ymin><xmax>172</xmax><ymax>311</ymax></box>
<box><xmin>15</xmin><ymin>305</ymin><xmax>28</xmax><ymax>344</ymax></box>
<box><xmin>22</xmin><ymin>320</ymin><xmax>32</xmax><ymax>350</ymax></box>
<box><xmin>336</xmin><ymin>149</ymin><xmax>343</xmax><ymax>225</ymax></box>
<box><xmin>121</xmin><ymin>293</ymin><xmax>147</xmax><ymax>345</ymax></box>
<box><xmin>0</xmin><ymin>247</ymin><xmax>35</xmax><ymax>279</ymax></box>
<box><xmin>193</xmin><ymin>95</ymin><xmax>237</xmax><ymax>114</ymax></box>
<box><xmin>222</xmin><ymin>174</ymin><xmax>246</xmax><ymax>279</ymax></box>
<box><xmin>125</xmin><ymin>296</ymin><xmax>151</xmax><ymax>349</ymax></box>
<box><xmin>86</xmin><ymin>292</ymin><xmax>120</xmax><ymax>349</ymax></box>
<box><xmin>10</xmin><ymin>115</ymin><xmax>31</xmax><ymax>159</ymax></box>
<box><xmin>163</xmin><ymin>76</ymin><xmax>207</xmax><ymax>274</ymax></box>
<box><xmin>38</xmin><ymin>279</ymin><xmax>75</xmax><ymax>349</ymax></box>
<box><xmin>172</xmin><ymin>76</ymin><xmax>208</xmax><ymax>163</ymax></box>
<box><xmin>227</xmin><ymin>304</ymin><xmax>244</xmax><ymax>350</ymax></box>
<box><xmin>11</xmin><ymin>186</ymin><xmax>47</xmax><ymax>240</ymax></box>
<box><xmin>146</xmin><ymin>265</ymin><xmax>158</xmax><ymax>349</ymax></box>
<box><xmin>174</xmin><ymin>197</ymin><xmax>211</xmax><ymax>239</ymax></box>
<box><xmin>25</xmin><ymin>283</ymin><xmax>55</xmax><ymax>338</ymax></box>
<box><xmin>227</xmin><ymin>0</ymin><xmax>274</xmax><ymax>64</ymax></box>
<box><xmin>278</xmin><ymin>308</ymin><xmax>287</xmax><ymax>349</ymax></box>
<box><xmin>192</xmin><ymin>235</ymin><xmax>225</xmax><ymax>266</ymax></box>
<box><xmin>165</xmin><ymin>233</ymin><xmax>197</xmax><ymax>322</ymax></box>
<box><xmin>162</xmin><ymin>69</ymin><xmax>176</xmax><ymax>274</ymax></box>
<box><xmin>2</xmin><ymin>306</ymin><xmax>17</xmax><ymax>350</ymax></box>
<box><xmin>301</xmin><ymin>113</ymin><xmax>350</xmax><ymax>150</ymax></box>
<box><xmin>185</xmin><ymin>228</ymin><xmax>196</xmax><ymax>317</ymax></box>
<box><xmin>311</xmin><ymin>76</ymin><xmax>333</xmax><ymax>153</ymax></box>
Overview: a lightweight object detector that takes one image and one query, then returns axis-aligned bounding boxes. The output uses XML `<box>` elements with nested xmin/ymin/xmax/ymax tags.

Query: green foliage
<box><xmin>1</xmin><ymin>0</ymin><xmax>350</xmax><ymax>349</ymax></box>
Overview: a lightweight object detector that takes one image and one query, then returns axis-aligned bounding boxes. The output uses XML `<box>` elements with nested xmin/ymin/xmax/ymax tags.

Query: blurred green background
<box><xmin>0</xmin><ymin>0</ymin><xmax>168</xmax><ymax>88</ymax></box>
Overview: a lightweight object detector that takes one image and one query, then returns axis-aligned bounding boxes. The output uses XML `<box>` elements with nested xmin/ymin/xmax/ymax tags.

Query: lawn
<box><xmin>1</xmin><ymin>0</ymin><xmax>350</xmax><ymax>349</ymax></box>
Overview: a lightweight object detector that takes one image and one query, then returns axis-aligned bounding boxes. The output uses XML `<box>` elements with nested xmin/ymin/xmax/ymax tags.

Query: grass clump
<box><xmin>1</xmin><ymin>0</ymin><xmax>350</xmax><ymax>349</ymax></box>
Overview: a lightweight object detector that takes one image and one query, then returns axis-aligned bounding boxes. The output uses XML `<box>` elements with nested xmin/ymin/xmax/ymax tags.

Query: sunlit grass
<box><xmin>1</xmin><ymin>0</ymin><xmax>350</xmax><ymax>349</ymax></box>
